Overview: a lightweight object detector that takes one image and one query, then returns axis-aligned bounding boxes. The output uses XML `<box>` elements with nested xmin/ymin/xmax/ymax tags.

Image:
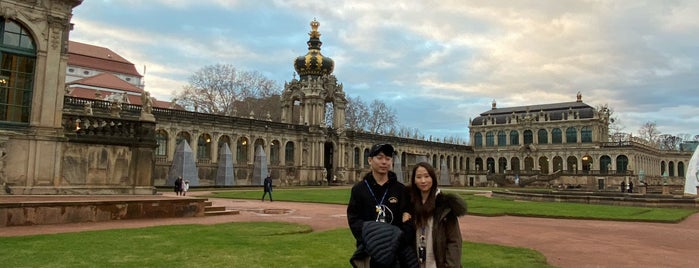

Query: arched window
<box><xmin>364</xmin><ymin>148</ymin><xmax>370</xmax><ymax>166</ymax></box>
<box><xmin>552</xmin><ymin>128</ymin><xmax>562</xmax><ymax>144</ymax></box>
<box><xmin>678</xmin><ymin>162</ymin><xmax>685</xmax><ymax>177</ymax></box>
<box><xmin>600</xmin><ymin>155</ymin><xmax>612</xmax><ymax>174</ymax></box>
<box><xmin>509</xmin><ymin>130</ymin><xmax>519</xmax><ymax>145</ymax></box>
<box><xmin>270</xmin><ymin>140</ymin><xmax>281</xmax><ymax>165</ymax></box>
<box><xmin>523</xmin><ymin>130</ymin><xmax>533</xmax><ymax>144</ymax></box>
<box><xmin>285</xmin><ymin>142</ymin><xmax>295</xmax><ymax>165</ymax></box>
<box><xmin>155</xmin><ymin>130</ymin><xmax>168</xmax><ymax>156</ymax></box>
<box><xmin>0</xmin><ymin>19</ymin><xmax>36</xmax><ymax>123</ymax></box>
<box><xmin>237</xmin><ymin>137</ymin><xmax>249</xmax><ymax>164</ymax></box>
<box><xmin>197</xmin><ymin>133</ymin><xmax>212</xmax><ymax>160</ymax></box>
<box><xmin>486</xmin><ymin>131</ymin><xmax>494</xmax><ymax>147</ymax></box>
<box><xmin>218</xmin><ymin>135</ymin><xmax>231</xmax><ymax>153</ymax></box>
<box><xmin>567</xmin><ymin>156</ymin><xmax>578</xmax><ymax>172</ymax></box>
<box><xmin>524</xmin><ymin>157</ymin><xmax>534</xmax><ymax>171</ymax></box>
<box><xmin>538</xmin><ymin>156</ymin><xmax>549</xmax><ymax>174</ymax></box>
<box><xmin>354</xmin><ymin>147</ymin><xmax>360</xmax><ymax>168</ymax></box>
<box><xmin>669</xmin><ymin>161</ymin><xmax>675</xmax><ymax>177</ymax></box>
<box><xmin>581</xmin><ymin>127</ymin><xmax>592</xmax><ymax>143</ymax></box>
<box><xmin>616</xmin><ymin>155</ymin><xmax>629</xmax><ymax>173</ymax></box>
<box><xmin>475</xmin><ymin>157</ymin><xmax>483</xmax><ymax>171</ymax></box>
<box><xmin>553</xmin><ymin>156</ymin><xmax>563</xmax><ymax>172</ymax></box>
<box><xmin>497</xmin><ymin>131</ymin><xmax>507</xmax><ymax>146</ymax></box>
<box><xmin>537</xmin><ymin>129</ymin><xmax>548</xmax><ymax>144</ymax></box>
<box><xmin>474</xmin><ymin>133</ymin><xmax>483</xmax><ymax>147</ymax></box>
<box><xmin>566</xmin><ymin>127</ymin><xmax>577</xmax><ymax>143</ymax></box>
<box><xmin>498</xmin><ymin>157</ymin><xmax>507</xmax><ymax>173</ymax></box>
<box><xmin>510</xmin><ymin>157</ymin><xmax>520</xmax><ymax>172</ymax></box>
<box><xmin>486</xmin><ymin>157</ymin><xmax>495</xmax><ymax>173</ymax></box>
<box><xmin>176</xmin><ymin>132</ymin><xmax>191</xmax><ymax>146</ymax></box>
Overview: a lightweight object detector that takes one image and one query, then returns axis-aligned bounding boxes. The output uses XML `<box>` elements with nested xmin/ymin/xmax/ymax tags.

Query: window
<box><xmin>523</xmin><ymin>130</ymin><xmax>533</xmax><ymax>144</ymax></box>
<box><xmin>354</xmin><ymin>147</ymin><xmax>360</xmax><ymax>168</ymax></box>
<box><xmin>285</xmin><ymin>142</ymin><xmax>295</xmax><ymax>165</ymax></box>
<box><xmin>497</xmin><ymin>131</ymin><xmax>506</xmax><ymax>146</ymax></box>
<box><xmin>125</xmin><ymin>77</ymin><xmax>131</xmax><ymax>82</ymax></box>
<box><xmin>537</xmin><ymin>129</ymin><xmax>548</xmax><ymax>144</ymax></box>
<box><xmin>581</xmin><ymin>127</ymin><xmax>592</xmax><ymax>143</ymax></box>
<box><xmin>566</xmin><ymin>127</ymin><xmax>577</xmax><ymax>143</ymax></box>
<box><xmin>155</xmin><ymin>130</ymin><xmax>168</xmax><ymax>156</ymax></box>
<box><xmin>509</xmin><ymin>130</ymin><xmax>519</xmax><ymax>145</ymax></box>
<box><xmin>68</xmin><ymin>68</ymin><xmax>74</xmax><ymax>73</ymax></box>
<box><xmin>83</xmin><ymin>70</ymin><xmax>89</xmax><ymax>75</ymax></box>
<box><xmin>474</xmin><ymin>133</ymin><xmax>483</xmax><ymax>147</ymax></box>
<box><xmin>552</xmin><ymin>128</ymin><xmax>562</xmax><ymax>144</ymax></box>
<box><xmin>486</xmin><ymin>131</ymin><xmax>494</xmax><ymax>147</ymax></box>
<box><xmin>0</xmin><ymin>19</ymin><xmax>36</xmax><ymax>123</ymax></box>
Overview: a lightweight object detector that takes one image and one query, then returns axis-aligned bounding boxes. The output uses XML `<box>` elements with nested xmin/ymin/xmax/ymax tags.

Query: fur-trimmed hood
<box><xmin>434</xmin><ymin>192</ymin><xmax>468</xmax><ymax>220</ymax></box>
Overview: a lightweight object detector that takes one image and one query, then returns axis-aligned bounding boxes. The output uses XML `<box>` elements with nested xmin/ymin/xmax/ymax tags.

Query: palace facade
<box><xmin>0</xmin><ymin>0</ymin><xmax>692</xmax><ymax>195</ymax></box>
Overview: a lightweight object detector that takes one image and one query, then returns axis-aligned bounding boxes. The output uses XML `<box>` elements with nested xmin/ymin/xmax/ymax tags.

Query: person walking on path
<box><xmin>174</xmin><ymin>176</ymin><xmax>184</xmax><ymax>196</ymax></box>
<box><xmin>261</xmin><ymin>175</ymin><xmax>273</xmax><ymax>202</ymax></box>
<box><xmin>183</xmin><ymin>180</ymin><xmax>190</xmax><ymax>196</ymax></box>
<box><xmin>408</xmin><ymin>162</ymin><xmax>467</xmax><ymax>268</ymax></box>
<box><xmin>347</xmin><ymin>143</ymin><xmax>417</xmax><ymax>268</ymax></box>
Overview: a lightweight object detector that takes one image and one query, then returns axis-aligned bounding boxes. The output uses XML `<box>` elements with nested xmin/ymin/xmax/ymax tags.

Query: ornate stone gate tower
<box><xmin>280</xmin><ymin>19</ymin><xmax>348</xmax><ymax>183</ymax></box>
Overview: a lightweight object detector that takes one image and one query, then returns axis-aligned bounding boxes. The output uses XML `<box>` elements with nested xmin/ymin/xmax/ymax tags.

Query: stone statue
<box><xmin>141</xmin><ymin>91</ymin><xmax>153</xmax><ymax>114</ymax></box>
<box><xmin>83</xmin><ymin>102</ymin><xmax>93</xmax><ymax>115</ymax></box>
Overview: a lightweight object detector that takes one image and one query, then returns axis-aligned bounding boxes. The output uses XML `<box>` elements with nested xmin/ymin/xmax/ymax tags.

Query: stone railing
<box><xmin>62</xmin><ymin>113</ymin><xmax>156</xmax><ymax>147</ymax></box>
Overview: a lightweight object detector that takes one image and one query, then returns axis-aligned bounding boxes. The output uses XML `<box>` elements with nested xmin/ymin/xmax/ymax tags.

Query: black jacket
<box><xmin>348</xmin><ymin>171</ymin><xmax>416</xmax><ymax>268</ymax></box>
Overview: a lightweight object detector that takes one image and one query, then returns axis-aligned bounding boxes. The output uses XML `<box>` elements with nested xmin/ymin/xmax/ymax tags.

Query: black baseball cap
<box><xmin>369</xmin><ymin>143</ymin><xmax>394</xmax><ymax>157</ymax></box>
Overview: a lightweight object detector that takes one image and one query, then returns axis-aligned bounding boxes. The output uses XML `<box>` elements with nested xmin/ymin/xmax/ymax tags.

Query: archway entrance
<box><xmin>324</xmin><ymin>142</ymin><xmax>334</xmax><ymax>182</ymax></box>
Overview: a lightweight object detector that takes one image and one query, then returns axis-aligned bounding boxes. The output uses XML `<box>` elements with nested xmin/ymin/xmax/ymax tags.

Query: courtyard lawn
<box><xmin>209</xmin><ymin>187</ymin><xmax>697</xmax><ymax>222</ymax></box>
<box><xmin>0</xmin><ymin>222</ymin><xmax>551</xmax><ymax>268</ymax></box>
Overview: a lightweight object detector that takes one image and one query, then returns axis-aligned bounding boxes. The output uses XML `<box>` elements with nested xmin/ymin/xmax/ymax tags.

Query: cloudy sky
<box><xmin>69</xmin><ymin>0</ymin><xmax>699</xmax><ymax>140</ymax></box>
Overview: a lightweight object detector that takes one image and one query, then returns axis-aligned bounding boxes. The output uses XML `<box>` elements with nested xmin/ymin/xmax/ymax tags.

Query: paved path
<box><xmin>2</xmin><ymin>192</ymin><xmax>698</xmax><ymax>268</ymax></box>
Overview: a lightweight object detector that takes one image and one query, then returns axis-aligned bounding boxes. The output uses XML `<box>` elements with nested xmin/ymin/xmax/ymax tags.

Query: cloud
<box><xmin>70</xmin><ymin>0</ymin><xmax>699</xmax><ymax>139</ymax></box>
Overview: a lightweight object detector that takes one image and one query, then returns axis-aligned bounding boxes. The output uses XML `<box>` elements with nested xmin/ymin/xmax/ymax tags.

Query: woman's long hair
<box><xmin>409</xmin><ymin>162</ymin><xmax>439</xmax><ymax>228</ymax></box>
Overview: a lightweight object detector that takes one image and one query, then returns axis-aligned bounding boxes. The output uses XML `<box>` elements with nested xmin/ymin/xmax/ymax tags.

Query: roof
<box><xmin>68</xmin><ymin>72</ymin><xmax>144</xmax><ymax>93</ymax></box>
<box><xmin>67</xmin><ymin>87</ymin><xmax>173</xmax><ymax>109</ymax></box>
<box><xmin>472</xmin><ymin>101</ymin><xmax>596</xmax><ymax>125</ymax></box>
<box><xmin>68</xmin><ymin>41</ymin><xmax>142</xmax><ymax>77</ymax></box>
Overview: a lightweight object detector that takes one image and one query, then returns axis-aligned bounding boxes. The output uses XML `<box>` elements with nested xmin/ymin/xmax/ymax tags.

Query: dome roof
<box><xmin>294</xmin><ymin>19</ymin><xmax>334</xmax><ymax>79</ymax></box>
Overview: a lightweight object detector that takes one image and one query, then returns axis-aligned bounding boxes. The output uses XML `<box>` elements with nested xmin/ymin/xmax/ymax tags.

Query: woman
<box><xmin>409</xmin><ymin>162</ymin><xmax>467</xmax><ymax>268</ymax></box>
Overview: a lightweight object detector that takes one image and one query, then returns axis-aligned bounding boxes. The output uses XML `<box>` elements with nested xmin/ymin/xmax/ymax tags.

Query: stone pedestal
<box><xmin>639</xmin><ymin>185</ymin><xmax>647</xmax><ymax>195</ymax></box>
<box><xmin>662</xmin><ymin>185</ymin><xmax>670</xmax><ymax>195</ymax></box>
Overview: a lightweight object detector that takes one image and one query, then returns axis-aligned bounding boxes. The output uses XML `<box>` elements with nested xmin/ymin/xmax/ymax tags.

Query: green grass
<box><xmin>0</xmin><ymin>222</ymin><xmax>551</xmax><ymax>268</ymax></box>
<box><xmin>209</xmin><ymin>187</ymin><xmax>697</xmax><ymax>223</ymax></box>
<box><xmin>460</xmin><ymin>193</ymin><xmax>695</xmax><ymax>222</ymax></box>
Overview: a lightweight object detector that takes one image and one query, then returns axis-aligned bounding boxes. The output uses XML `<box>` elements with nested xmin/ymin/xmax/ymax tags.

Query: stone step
<box><xmin>203</xmin><ymin>201</ymin><xmax>213</xmax><ymax>206</ymax></box>
<box><xmin>205</xmin><ymin>206</ymin><xmax>226</xmax><ymax>212</ymax></box>
<box><xmin>204</xmin><ymin>210</ymin><xmax>240</xmax><ymax>216</ymax></box>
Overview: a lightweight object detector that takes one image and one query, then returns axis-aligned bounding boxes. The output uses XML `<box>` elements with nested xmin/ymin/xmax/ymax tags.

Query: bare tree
<box><xmin>637</xmin><ymin>121</ymin><xmax>661</xmax><ymax>143</ymax></box>
<box><xmin>345</xmin><ymin>96</ymin><xmax>370</xmax><ymax>131</ymax></box>
<box><xmin>658</xmin><ymin>134</ymin><xmax>682</xmax><ymax>150</ymax></box>
<box><xmin>367</xmin><ymin>99</ymin><xmax>398</xmax><ymax>134</ymax></box>
<box><xmin>174</xmin><ymin>64</ymin><xmax>281</xmax><ymax>116</ymax></box>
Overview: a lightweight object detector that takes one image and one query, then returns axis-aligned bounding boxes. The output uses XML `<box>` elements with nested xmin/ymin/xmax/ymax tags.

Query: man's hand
<box><xmin>402</xmin><ymin>212</ymin><xmax>412</xmax><ymax>222</ymax></box>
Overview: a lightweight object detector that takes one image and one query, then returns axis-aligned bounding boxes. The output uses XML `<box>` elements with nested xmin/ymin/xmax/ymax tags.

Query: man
<box><xmin>261</xmin><ymin>175</ymin><xmax>273</xmax><ymax>202</ymax></box>
<box><xmin>347</xmin><ymin>143</ymin><xmax>416</xmax><ymax>267</ymax></box>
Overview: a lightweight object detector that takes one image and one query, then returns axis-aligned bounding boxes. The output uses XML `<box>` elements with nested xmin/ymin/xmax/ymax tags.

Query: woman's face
<box><xmin>414</xmin><ymin>166</ymin><xmax>433</xmax><ymax>194</ymax></box>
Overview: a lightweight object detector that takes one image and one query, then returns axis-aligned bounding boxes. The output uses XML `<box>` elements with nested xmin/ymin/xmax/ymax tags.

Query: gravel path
<box><xmin>2</xmin><ymin>191</ymin><xmax>697</xmax><ymax>268</ymax></box>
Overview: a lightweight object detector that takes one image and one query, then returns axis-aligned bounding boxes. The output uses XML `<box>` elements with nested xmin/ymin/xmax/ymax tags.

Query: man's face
<box><xmin>369</xmin><ymin>152</ymin><xmax>393</xmax><ymax>175</ymax></box>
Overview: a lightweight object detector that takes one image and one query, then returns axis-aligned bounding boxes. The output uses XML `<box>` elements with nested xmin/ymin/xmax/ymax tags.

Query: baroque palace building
<box><xmin>0</xmin><ymin>0</ymin><xmax>692</xmax><ymax>195</ymax></box>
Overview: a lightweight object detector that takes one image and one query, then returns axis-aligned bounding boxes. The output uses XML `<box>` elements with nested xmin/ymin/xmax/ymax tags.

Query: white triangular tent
<box><xmin>683</xmin><ymin>146</ymin><xmax>699</xmax><ymax>195</ymax></box>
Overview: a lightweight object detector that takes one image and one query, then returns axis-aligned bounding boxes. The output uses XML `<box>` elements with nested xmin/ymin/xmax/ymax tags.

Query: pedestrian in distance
<box><xmin>183</xmin><ymin>180</ymin><xmax>190</xmax><ymax>196</ymax></box>
<box><xmin>174</xmin><ymin>176</ymin><xmax>183</xmax><ymax>196</ymax></box>
<box><xmin>620</xmin><ymin>181</ymin><xmax>626</xmax><ymax>193</ymax></box>
<box><xmin>347</xmin><ymin>143</ymin><xmax>418</xmax><ymax>268</ymax></box>
<box><xmin>262</xmin><ymin>175</ymin><xmax>273</xmax><ymax>202</ymax></box>
<box><xmin>408</xmin><ymin>162</ymin><xmax>467</xmax><ymax>268</ymax></box>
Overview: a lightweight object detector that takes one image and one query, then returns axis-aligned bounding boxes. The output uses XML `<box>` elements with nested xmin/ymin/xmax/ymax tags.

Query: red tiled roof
<box><xmin>67</xmin><ymin>87</ymin><xmax>174</xmax><ymax>109</ymax></box>
<box><xmin>68</xmin><ymin>41</ymin><xmax>142</xmax><ymax>77</ymax></box>
<box><xmin>68</xmin><ymin>73</ymin><xmax>144</xmax><ymax>93</ymax></box>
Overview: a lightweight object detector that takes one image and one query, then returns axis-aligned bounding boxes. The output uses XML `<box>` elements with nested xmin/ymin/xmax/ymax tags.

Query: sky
<box><xmin>69</xmin><ymin>0</ymin><xmax>699</xmax><ymax>141</ymax></box>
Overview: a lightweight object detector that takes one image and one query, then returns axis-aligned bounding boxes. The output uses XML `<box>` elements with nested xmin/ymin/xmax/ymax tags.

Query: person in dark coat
<box><xmin>347</xmin><ymin>143</ymin><xmax>417</xmax><ymax>268</ymax></box>
<box><xmin>409</xmin><ymin>162</ymin><xmax>467</xmax><ymax>268</ymax></box>
<box><xmin>174</xmin><ymin>176</ymin><xmax>183</xmax><ymax>196</ymax></box>
<box><xmin>620</xmin><ymin>181</ymin><xmax>626</xmax><ymax>193</ymax></box>
<box><xmin>261</xmin><ymin>175</ymin><xmax>273</xmax><ymax>202</ymax></box>
<box><xmin>628</xmin><ymin>181</ymin><xmax>634</xmax><ymax>193</ymax></box>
